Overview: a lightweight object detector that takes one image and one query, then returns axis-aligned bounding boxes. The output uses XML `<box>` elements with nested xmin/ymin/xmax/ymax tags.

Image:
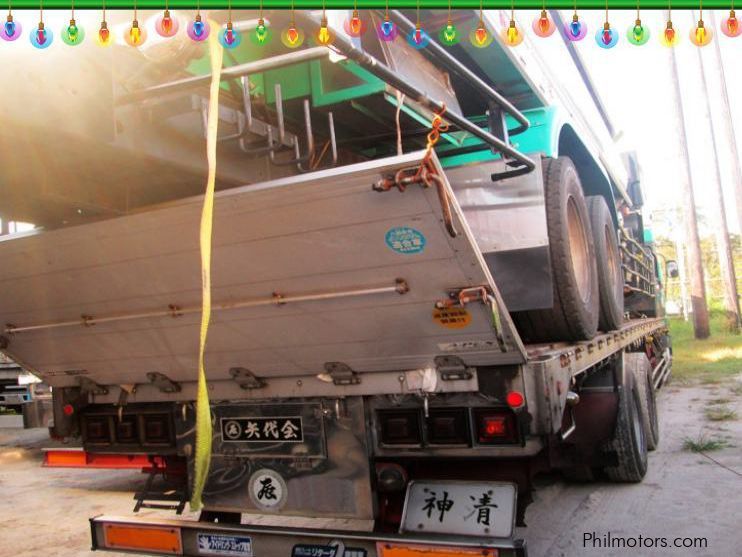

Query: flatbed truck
<box><xmin>0</xmin><ymin>8</ymin><xmax>672</xmax><ymax>557</ymax></box>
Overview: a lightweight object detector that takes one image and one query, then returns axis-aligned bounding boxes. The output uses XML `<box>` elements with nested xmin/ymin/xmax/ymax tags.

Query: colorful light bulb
<box><xmin>565</xmin><ymin>14</ymin><xmax>587</xmax><ymax>41</ymax></box>
<box><xmin>627</xmin><ymin>18</ymin><xmax>649</xmax><ymax>45</ymax></box>
<box><xmin>61</xmin><ymin>18</ymin><xmax>85</xmax><ymax>45</ymax></box>
<box><xmin>253</xmin><ymin>17</ymin><xmax>269</xmax><ymax>44</ymax></box>
<box><xmin>2</xmin><ymin>14</ymin><xmax>21</xmax><ymax>41</ymax></box>
<box><xmin>377</xmin><ymin>15</ymin><xmax>397</xmax><ymax>41</ymax></box>
<box><xmin>30</xmin><ymin>21</ymin><xmax>52</xmax><ymax>49</ymax></box>
<box><xmin>660</xmin><ymin>20</ymin><xmax>679</xmax><ymax>46</ymax></box>
<box><xmin>690</xmin><ymin>19</ymin><xmax>713</xmax><ymax>46</ymax></box>
<box><xmin>721</xmin><ymin>9</ymin><xmax>741</xmax><ymax>37</ymax></box>
<box><xmin>439</xmin><ymin>20</ymin><xmax>459</xmax><ymax>46</ymax></box>
<box><xmin>344</xmin><ymin>9</ymin><xmax>365</xmax><ymax>37</ymax></box>
<box><xmin>532</xmin><ymin>10</ymin><xmax>556</xmax><ymax>37</ymax></box>
<box><xmin>156</xmin><ymin>9</ymin><xmax>180</xmax><ymax>38</ymax></box>
<box><xmin>124</xmin><ymin>19</ymin><xmax>147</xmax><ymax>47</ymax></box>
<box><xmin>470</xmin><ymin>22</ymin><xmax>492</xmax><ymax>47</ymax></box>
<box><xmin>187</xmin><ymin>14</ymin><xmax>211</xmax><ymax>42</ymax></box>
<box><xmin>281</xmin><ymin>24</ymin><xmax>304</xmax><ymax>48</ymax></box>
<box><xmin>219</xmin><ymin>22</ymin><xmax>241</xmax><ymax>49</ymax></box>
<box><xmin>317</xmin><ymin>15</ymin><xmax>332</xmax><ymax>45</ymax></box>
<box><xmin>407</xmin><ymin>24</ymin><xmax>429</xmax><ymax>49</ymax></box>
<box><xmin>595</xmin><ymin>22</ymin><xmax>618</xmax><ymax>48</ymax></box>
<box><xmin>501</xmin><ymin>20</ymin><xmax>524</xmax><ymax>47</ymax></box>
<box><xmin>97</xmin><ymin>20</ymin><xmax>113</xmax><ymax>46</ymax></box>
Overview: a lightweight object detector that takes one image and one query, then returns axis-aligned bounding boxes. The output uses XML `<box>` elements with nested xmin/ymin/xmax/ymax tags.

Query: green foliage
<box><xmin>669</xmin><ymin>315</ymin><xmax>742</xmax><ymax>382</ymax></box>
<box><xmin>655</xmin><ymin>234</ymin><xmax>742</xmax><ymax>313</ymax></box>
<box><xmin>682</xmin><ymin>435</ymin><xmax>729</xmax><ymax>453</ymax></box>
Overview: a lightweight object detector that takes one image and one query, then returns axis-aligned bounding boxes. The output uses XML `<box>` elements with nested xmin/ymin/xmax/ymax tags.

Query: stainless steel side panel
<box><xmin>0</xmin><ymin>151</ymin><xmax>525</xmax><ymax>399</ymax></box>
<box><xmin>446</xmin><ymin>159</ymin><xmax>552</xmax><ymax>311</ymax></box>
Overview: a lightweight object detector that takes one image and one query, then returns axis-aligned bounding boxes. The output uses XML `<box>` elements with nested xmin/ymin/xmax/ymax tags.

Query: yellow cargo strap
<box><xmin>190</xmin><ymin>24</ymin><xmax>223</xmax><ymax>511</ymax></box>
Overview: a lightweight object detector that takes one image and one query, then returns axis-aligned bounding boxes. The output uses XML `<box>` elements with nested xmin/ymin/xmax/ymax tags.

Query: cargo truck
<box><xmin>0</xmin><ymin>8</ymin><xmax>673</xmax><ymax>557</ymax></box>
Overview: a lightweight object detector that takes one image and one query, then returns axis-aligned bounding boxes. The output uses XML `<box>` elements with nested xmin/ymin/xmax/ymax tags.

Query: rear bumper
<box><xmin>90</xmin><ymin>515</ymin><xmax>527</xmax><ymax>557</ymax></box>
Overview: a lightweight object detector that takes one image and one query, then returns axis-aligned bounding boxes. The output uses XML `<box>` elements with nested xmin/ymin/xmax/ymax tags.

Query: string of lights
<box><xmin>1</xmin><ymin>3</ymin><xmax>740</xmax><ymax>48</ymax></box>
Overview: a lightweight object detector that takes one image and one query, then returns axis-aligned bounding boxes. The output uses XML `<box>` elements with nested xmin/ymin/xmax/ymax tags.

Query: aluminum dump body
<box><xmin>0</xmin><ymin>152</ymin><xmax>524</xmax><ymax>400</ymax></box>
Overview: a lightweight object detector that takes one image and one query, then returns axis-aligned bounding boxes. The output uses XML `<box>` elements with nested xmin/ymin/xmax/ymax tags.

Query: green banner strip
<box><xmin>1</xmin><ymin>2</ymin><xmax>730</xmax><ymax>9</ymax></box>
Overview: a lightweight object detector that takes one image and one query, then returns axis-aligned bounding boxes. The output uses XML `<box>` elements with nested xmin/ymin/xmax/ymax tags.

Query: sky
<box><xmin>521</xmin><ymin>9</ymin><xmax>742</xmax><ymax>237</ymax></box>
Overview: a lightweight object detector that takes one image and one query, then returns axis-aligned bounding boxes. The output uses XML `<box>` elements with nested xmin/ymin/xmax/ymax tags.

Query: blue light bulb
<box><xmin>5</xmin><ymin>20</ymin><xmax>15</xmax><ymax>37</ymax></box>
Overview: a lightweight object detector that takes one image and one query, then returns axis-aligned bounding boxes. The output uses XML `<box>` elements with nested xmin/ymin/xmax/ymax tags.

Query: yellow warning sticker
<box><xmin>432</xmin><ymin>307</ymin><xmax>472</xmax><ymax>329</ymax></box>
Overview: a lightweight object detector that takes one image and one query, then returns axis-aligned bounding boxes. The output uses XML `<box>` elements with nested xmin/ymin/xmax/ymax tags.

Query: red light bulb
<box><xmin>350</xmin><ymin>12</ymin><xmax>361</xmax><ymax>35</ymax></box>
<box><xmin>475</xmin><ymin>26</ymin><xmax>487</xmax><ymax>44</ymax></box>
<box><xmin>287</xmin><ymin>25</ymin><xmax>299</xmax><ymax>44</ymax></box>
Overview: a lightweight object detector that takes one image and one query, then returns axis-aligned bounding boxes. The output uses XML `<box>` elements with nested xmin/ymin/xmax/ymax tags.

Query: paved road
<box><xmin>518</xmin><ymin>381</ymin><xmax>742</xmax><ymax>556</ymax></box>
<box><xmin>0</xmin><ymin>381</ymin><xmax>739</xmax><ymax>557</ymax></box>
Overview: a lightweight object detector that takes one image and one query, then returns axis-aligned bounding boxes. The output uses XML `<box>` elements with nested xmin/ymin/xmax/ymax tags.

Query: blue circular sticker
<box><xmin>385</xmin><ymin>227</ymin><xmax>426</xmax><ymax>255</ymax></box>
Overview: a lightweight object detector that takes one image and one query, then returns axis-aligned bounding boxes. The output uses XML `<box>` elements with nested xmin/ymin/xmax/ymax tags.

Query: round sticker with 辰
<box><xmin>248</xmin><ymin>468</ymin><xmax>288</xmax><ymax>511</ymax></box>
<box><xmin>385</xmin><ymin>226</ymin><xmax>426</xmax><ymax>255</ymax></box>
<box><xmin>223</xmin><ymin>420</ymin><xmax>242</xmax><ymax>440</ymax></box>
<box><xmin>433</xmin><ymin>307</ymin><xmax>472</xmax><ymax>329</ymax></box>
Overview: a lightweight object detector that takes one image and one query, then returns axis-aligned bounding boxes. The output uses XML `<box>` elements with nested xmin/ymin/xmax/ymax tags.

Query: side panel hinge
<box><xmin>434</xmin><ymin>355</ymin><xmax>475</xmax><ymax>381</ymax></box>
<box><xmin>77</xmin><ymin>376</ymin><xmax>109</xmax><ymax>395</ymax></box>
<box><xmin>323</xmin><ymin>362</ymin><xmax>361</xmax><ymax>386</ymax></box>
<box><xmin>229</xmin><ymin>367</ymin><xmax>266</xmax><ymax>390</ymax></box>
<box><xmin>146</xmin><ymin>372</ymin><xmax>181</xmax><ymax>393</ymax></box>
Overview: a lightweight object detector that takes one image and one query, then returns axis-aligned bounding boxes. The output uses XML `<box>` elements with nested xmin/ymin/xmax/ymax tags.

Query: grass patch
<box><xmin>668</xmin><ymin>313</ymin><xmax>742</xmax><ymax>383</ymax></box>
<box><xmin>704</xmin><ymin>406</ymin><xmax>738</xmax><ymax>422</ymax></box>
<box><xmin>682</xmin><ymin>434</ymin><xmax>729</xmax><ymax>452</ymax></box>
<box><xmin>709</xmin><ymin>397</ymin><xmax>732</xmax><ymax>405</ymax></box>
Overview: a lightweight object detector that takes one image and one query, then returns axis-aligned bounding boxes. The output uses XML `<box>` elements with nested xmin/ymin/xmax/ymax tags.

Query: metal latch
<box><xmin>434</xmin><ymin>356</ymin><xmax>474</xmax><ymax>381</ymax></box>
<box><xmin>323</xmin><ymin>362</ymin><xmax>361</xmax><ymax>386</ymax></box>
<box><xmin>146</xmin><ymin>372</ymin><xmax>181</xmax><ymax>393</ymax></box>
<box><xmin>77</xmin><ymin>376</ymin><xmax>109</xmax><ymax>395</ymax></box>
<box><xmin>229</xmin><ymin>367</ymin><xmax>266</xmax><ymax>390</ymax></box>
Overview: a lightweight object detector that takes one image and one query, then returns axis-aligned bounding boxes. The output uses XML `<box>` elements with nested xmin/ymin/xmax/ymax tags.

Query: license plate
<box><xmin>400</xmin><ymin>480</ymin><xmax>516</xmax><ymax>538</ymax></box>
<box><xmin>197</xmin><ymin>533</ymin><xmax>253</xmax><ymax>557</ymax></box>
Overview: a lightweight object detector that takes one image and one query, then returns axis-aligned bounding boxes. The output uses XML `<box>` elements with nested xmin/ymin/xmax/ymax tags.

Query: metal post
<box><xmin>669</xmin><ymin>22</ymin><xmax>710</xmax><ymax>338</ymax></box>
<box><xmin>696</xmin><ymin>12</ymin><xmax>741</xmax><ymax>331</ymax></box>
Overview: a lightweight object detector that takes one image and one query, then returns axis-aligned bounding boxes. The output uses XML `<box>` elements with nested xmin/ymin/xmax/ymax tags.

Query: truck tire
<box><xmin>513</xmin><ymin>157</ymin><xmax>599</xmax><ymax>342</ymax></box>
<box><xmin>604</xmin><ymin>368</ymin><xmax>648</xmax><ymax>482</ymax></box>
<box><xmin>587</xmin><ymin>196</ymin><xmax>624</xmax><ymax>331</ymax></box>
<box><xmin>625</xmin><ymin>352</ymin><xmax>659</xmax><ymax>450</ymax></box>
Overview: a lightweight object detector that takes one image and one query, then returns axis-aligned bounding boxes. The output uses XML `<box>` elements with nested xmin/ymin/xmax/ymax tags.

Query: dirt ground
<box><xmin>0</xmin><ymin>381</ymin><xmax>739</xmax><ymax>557</ymax></box>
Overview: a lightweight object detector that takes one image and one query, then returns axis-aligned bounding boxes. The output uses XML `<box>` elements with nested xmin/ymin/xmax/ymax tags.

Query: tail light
<box><xmin>379</xmin><ymin>409</ymin><xmax>422</xmax><ymax>446</ymax></box>
<box><xmin>473</xmin><ymin>408</ymin><xmax>519</xmax><ymax>445</ymax></box>
<box><xmin>426</xmin><ymin>409</ymin><xmax>470</xmax><ymax>446</ymax></box>
<box><xmin>506</xmin><ymin>391</ymin><xmax>525</xmax><ymax>409</ymax></box>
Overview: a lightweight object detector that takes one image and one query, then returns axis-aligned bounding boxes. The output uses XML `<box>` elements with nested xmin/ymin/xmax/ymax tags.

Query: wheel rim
<box><xmin>567</xmin><ymin>197</ymin><xmax>590</xmax><ymax>302</ymax></box>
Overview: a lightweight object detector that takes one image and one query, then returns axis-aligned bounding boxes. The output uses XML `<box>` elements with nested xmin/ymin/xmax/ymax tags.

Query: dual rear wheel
<box><xmin>513</xmin><ymin>156</ymin><xmax>624</xmax><ymax>342</ymax></box>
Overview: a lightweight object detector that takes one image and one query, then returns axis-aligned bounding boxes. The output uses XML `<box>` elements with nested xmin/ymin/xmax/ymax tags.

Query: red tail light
<box><xmin>506</xmin><ymin>391</ymin><xmax>525</xmax><ymax>408</ymax></box>
<box><xmin>473</xmin><ymin>409</ymin><xmax>519</xmax><ymax>445</ymax></box>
